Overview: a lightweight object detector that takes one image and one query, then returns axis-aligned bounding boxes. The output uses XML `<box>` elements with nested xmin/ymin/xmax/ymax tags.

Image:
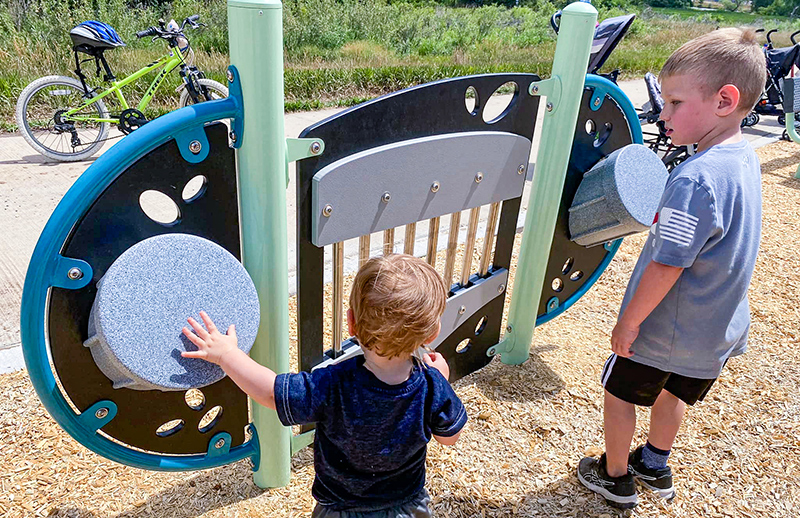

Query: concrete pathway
<box><xmin>0</xmin><ymin>79</ymin><xmax>788</xmax><ymax>373</ymax></box>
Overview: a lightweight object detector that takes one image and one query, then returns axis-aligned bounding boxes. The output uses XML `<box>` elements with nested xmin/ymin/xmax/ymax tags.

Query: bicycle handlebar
<box><xmin>136</xmin><ymin>15</ymin><xmax>202</xmax><ymax>40</ymax></box>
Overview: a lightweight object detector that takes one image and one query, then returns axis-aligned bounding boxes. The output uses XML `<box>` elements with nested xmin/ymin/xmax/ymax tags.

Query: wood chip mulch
<box><xmin>1</xmin><ymin>140</ymin><xmax>798</xmax><ymax>517</ymax></box>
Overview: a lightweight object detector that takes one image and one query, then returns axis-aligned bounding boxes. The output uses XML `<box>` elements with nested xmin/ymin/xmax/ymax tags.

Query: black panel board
<box><xmin>536</xmin><ymin>87</ymin><xmax>634</xmax><ymax>319</ymax></box>
<box><xmin>48</xmin><ymin>122</ymin><xmax>250</xmax><ymax>455</ymax></box>
<box><xmin>297</xmin><ymin>74</ymin><xmax>540</xmax><ymax>380</ymax></box>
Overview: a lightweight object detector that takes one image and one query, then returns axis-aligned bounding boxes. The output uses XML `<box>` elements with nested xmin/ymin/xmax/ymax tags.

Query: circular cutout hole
<box><xmin>585</xmin><ymin>119</ymin><xmax>596</xmax><ymax>134</ymax></box>
<box><xmin>139</xmin><ymin>190</ymin><xmax>180</xmax><ymax>225</ymax></box>
<box><xmin>551</xmin><ymin>278</ymin><xmax>563</xmax><ymax>292</ymax></box>
<box><xmin>465</xmin><ymin>86</ymin><xmax>478</xmax><ymax>115</ymax></box>
<box><xmin>182</xmin><ymin>175</ymin><xmax>207</xmax><ymax>203</ymax></box>
<box><xmin>184</xmin><ymin>389</ymin><xmax>205</xmax><ymax>411</ymax></box>
<box><xmin>569</xmin><ymin>270</ymin><xmax>584</xmax><ymax>282</ymax></box>
<box><xmin>474</xmin><ymin>316</ymin><xmax>488</xmax><ymax>336</ymax></box>
<box><xmin>482</xmin><ymin>81</ymin><xmax>518</xmax><ymax>123</ymax></box>
<box><xmin>561</xmin><ymin>257</ymin><xmax>574</xmax><ymax>275</ymax></box>
<box><xmin>593</xmin><ymin>122</ymin><xmax>612</xmax><ymax>148</ymax></box>
<box><xmin>156</xmin><ymin>418</ymin><xmax>184</xmax><ymax>437</ymax></box>
<box><xmin>198</xmin><ymin>405</ymin><xmax>223</xmax><ymax>433</ymax></box>
<box><xmin>455</xmin><ymin>339</ymin><xmax>471</xmax><ymax>353</ymax></box>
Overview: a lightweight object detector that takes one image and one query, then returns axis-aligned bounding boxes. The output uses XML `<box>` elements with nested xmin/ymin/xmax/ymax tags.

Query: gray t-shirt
<box><xmin>619</xmin><ymin>139</ymin><xmax>762</xmax><ymax>378</ymax></box>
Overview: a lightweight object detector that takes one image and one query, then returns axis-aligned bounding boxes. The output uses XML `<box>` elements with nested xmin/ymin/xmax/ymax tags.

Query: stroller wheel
<box><xmin>742</xmin><ymin>112</ymin><xmax>760</xmax><ymax>127</ymax></box>
<box><xmin>778</xmin><ymin>113</ymin><xmax>785</xmax><ymax>126</ymax></box>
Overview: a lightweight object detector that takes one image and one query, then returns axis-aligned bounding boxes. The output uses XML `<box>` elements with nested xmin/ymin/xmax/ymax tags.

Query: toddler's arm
<box><xmin>423</xmin><ymin>352</ymin><xmax>463</xmax><ymax>445</ymax></box>
<box><xmin>613</xmin><ymin>260</ymin><xmax>683</xmax><ymax>358</ymax></box>
<box><xmin>181</xmin><ymin>311</ymin><xmax>277</xmax><ymax>410</ymax></box>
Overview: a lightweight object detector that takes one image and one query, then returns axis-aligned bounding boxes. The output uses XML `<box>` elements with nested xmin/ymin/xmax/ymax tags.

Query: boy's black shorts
<box><xmin>601</xmin><ymin>354</ymin><xmax>720</xmax><ymax>406</ymax></box>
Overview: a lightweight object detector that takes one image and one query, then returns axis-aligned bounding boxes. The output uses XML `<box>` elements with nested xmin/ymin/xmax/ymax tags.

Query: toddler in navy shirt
<box><xmin>182</xmin><ymin>254</ymin><xmax>467</xmax><ymax>517</ymax></box>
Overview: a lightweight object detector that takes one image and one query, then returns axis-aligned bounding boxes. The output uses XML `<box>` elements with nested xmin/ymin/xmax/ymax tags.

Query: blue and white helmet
<box><xmin>70</xmin><ymin>21</ymin><xmax>126</xmax><ymax>49</ymax></box>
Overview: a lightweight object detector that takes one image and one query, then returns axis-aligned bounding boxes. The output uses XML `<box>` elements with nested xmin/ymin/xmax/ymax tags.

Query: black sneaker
<box><xmin>628</xmin><ymin>445</ymin><xmax>676</xmax><ymax>500</ymax></box>
<box><xmin>577</xmin><ymin>454</ymin><xmax>638</xmax><ymax>509</ymax></box>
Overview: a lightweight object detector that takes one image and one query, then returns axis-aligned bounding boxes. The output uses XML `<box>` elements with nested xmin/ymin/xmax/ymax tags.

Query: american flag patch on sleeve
<box><xmin>658</xmin><ymin>207</ymin><xmax>699</xmax><ymax>246</ymax></box>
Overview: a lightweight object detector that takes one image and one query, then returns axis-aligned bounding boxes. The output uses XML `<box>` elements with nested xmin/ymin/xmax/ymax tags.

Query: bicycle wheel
<box><xmin>16</xmin><ymin>75</ymin><xmax>110</xmax><ymax>162</ymax></box>
<box><xmin>179</xmin><ymin>78</ymin><xmax>228</xmax><ymax>107</ymax></box>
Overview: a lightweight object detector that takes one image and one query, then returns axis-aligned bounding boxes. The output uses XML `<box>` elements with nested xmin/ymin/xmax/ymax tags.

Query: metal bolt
<box><xmin>546</xmin><ymin>102</ymin><xmax>554</xmax><ymax>112</ymax></box>
<box><xmin>498</xmin><ymin>284</ymin><xmax>505</xmax><ymax>294</ymax></box>
<box><xmin>67</xmin><ymin>267</ymin><xmax>83</xmax><ymax>280</ymax></box>
<box><xmin>431</xmin><ymin>181</ymin><xmax>440</xmax><ymax>193</ymax></box>
<box><xmin>458</xmin><ymin>305</ymin><xmax>466</xmax><ymax>315</ymax></box>
<box><xmin>475</xmin><ymin>172</ymin><xmax>483</xmax><ymax>183</ymax></box>
<box><xmin>229</xmin><ymin>131</ymin><xmax>237</xmax><ymax>143</ymax></box>
<box><xmin>258</xmin><ymin>9</ymin><xmax>263</xmax><ymax>15</ymax></box>
<box><xmin>506</xmin><ymin>325</ymin><xmax>513</xmax><ymax>332</ymax></box>
<box><xmin>381</xmin><ymin>192</ymin><xmax>391</xmax><ymax>203</ymax></box>
<box><xmin>488</xmin><ymin>348</ymin><xmax>496</xmax><ymax>356</ymax></box>
<box><xmin>322</xmin><ymin>204</ymin><xmax>333</xmax><ymax>217</ymax></box>
<box><xmin>189</xmin><ymin>140</ymin><xmax>202</xmax><ymax>154</ymax></box>
<box><xmin>593</xmin><ymin>97</ymin><xmax>601</xmax><ymax>107</ymax></box>
<box><xmin>517</xmin><ymin>164</ymin><xmax>525</xmax><ymax>175</ymax></box>
<box><xmin>532</xmin><ymin>84</ymin><xmax>539</xmax><ymax>94</ymax></box>
<box><xmin>215</xmin><ymin>438</ymin><xmax>226</xmax><ymax>449</ymax></box>
<box><xmin>95</xmin><ymin>407</ymin><xmax>108</xmax><ymax>419</ymax></box>
<box><xmin>310</xmin><ymin>141</ymin><xmax>322</xmax><ymax>155</ymax></box>
<box><xmin>226</xmin><ymin>70</ymin><xmax>234</xmax><ymax>83</ymax></box>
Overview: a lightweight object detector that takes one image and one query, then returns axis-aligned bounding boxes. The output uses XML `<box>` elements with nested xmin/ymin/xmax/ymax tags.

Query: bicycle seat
<box><xmin>644</xmin><ymin>72</ymin><xmax>664</xmax><ymax>114</ymax></box>
<box><xmin>70</xmin><ymin>21</ymin><xmax>126</xmax><ymax>52</ymax></box>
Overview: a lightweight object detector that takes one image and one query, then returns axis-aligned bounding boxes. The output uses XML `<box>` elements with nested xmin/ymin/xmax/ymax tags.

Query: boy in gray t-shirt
<box><xmin>577</xmin><ymin>29</ymin><xmax>765</xmax><ymax>509</ymax></box>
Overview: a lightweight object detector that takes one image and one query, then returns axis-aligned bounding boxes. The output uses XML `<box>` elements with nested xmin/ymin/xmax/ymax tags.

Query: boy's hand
<box><xmin>181</xmin><ymin>311</ymin><xmax>238</xmax><ymax>366</ymax></box>
<box><xmin>424</xmin><ymin>351</ymin><xmax>450</xmax><ymax>381</ymax></box>
<box><xmin>611</xmin><ymin>321</ymin><xmax>638</xmax><ymax>358</ymax></box>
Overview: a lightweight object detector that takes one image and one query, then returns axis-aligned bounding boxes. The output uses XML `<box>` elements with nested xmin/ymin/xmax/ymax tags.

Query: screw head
<box><xmin>475</xmin><ymin>172</ymin><xmax>483</xmax><ymax>183</ymax></box>
<box><xmin>322</xmin><ymin>204</ymin><xmax>333</xmax><ymax>217</ymax></box>
<box><xmin>431</xmin><ymin>181</ymin><xmax>440</xmax><ymax>193</ymax></box>
<box><xmin>488</xmin><ymin>348</ymin><xmax>496</xmax><ymax>356</ymax></box>
<box><xmin>215</xmin><ymin>438</ymin><xmax>226</xmax><ymax>449</ymax></box>
<box><xmin>229</xmin><ymin>131</ymin><xmax>237</xmax><ymax>143</ymax></box>
<box><xmin>593</xmin><ymin>97</ymin><xmax>601</xmax><ymax>107</ymax></box>
<box><xmin>532</xmin><ymin>84</ymin><xmax>539</xmax><ymax>94</ymax></box>
<box><xmin>381</xmin><ymin>192</ymin><xmax>391</xmax><ymax>203</ymax></box>
<box><xmin>258</xmin><ymin>9</ymin><xmax>263</xmax><ymax>14</ymax></box>
<box><xmin>517</xmin><ymin>164</ymin><xmax>525</xmax><ymax>175</ymax></box>
<box><xmin>67</xmin><ymin>267</ymin><xmax>83</xmax><ymax>280</ymax></box>
<box><xmin>506</xmin><ymin>325</ymin><xmax>513</xmax><ymax>333</ymax></box>
<box><xmin>498</xmin><ymin>284</ymin><xmax>505</xmax><ymax>293</ymax></box>
<box><xmin>226</xmin><ymin>70</ymin><xmax>234</xmax><ymax>83</ymax></box>
<box><xmin>189</xmin><ymin>140</ymin><xmax>202</xmax><ymax>154</ymax></box>
<box><xmin>458</xmin><ymin>305</ymin><xmax>466</xmax><ymax>315</ymax></box>
<box><xmin>310</xmin><ymin>141</ymin><xmax>322</xmax><ymax>155</ymax></box>
<box><xmin>95</xmin><ymin>407</ymin><xmax>109</xmax><ymax>419</ymax></box>
<box><xmin>546</xmin><ymin>102</ymin><xmax>554</xmax><ymax>112</ymax></box>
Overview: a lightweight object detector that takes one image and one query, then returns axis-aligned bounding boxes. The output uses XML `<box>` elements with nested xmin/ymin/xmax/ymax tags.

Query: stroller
<box><xmin>742</xmin><ymin>28</ymin><xmax>800</xmax><ymax>128</ymax></box>
<box><xmin>638</xmin><ymin>72</ymin><xmax>694</xmax><ymax>171</ymax></box>
<box><xmin>551</xmin><ymin>11</ymin><xmax>636</xmax><ymax>83</ymax></box>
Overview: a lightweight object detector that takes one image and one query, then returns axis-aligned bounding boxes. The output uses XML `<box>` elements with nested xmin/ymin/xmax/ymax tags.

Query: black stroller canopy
<box><xmin>588</xmin><ymin>14</ymin><xmax>636</xmax><ymax>75</ymax></box>
<box><xmin>767</xmin><ymin>45</ymin><xmax>800</xmax><ymax>79</ymax></box>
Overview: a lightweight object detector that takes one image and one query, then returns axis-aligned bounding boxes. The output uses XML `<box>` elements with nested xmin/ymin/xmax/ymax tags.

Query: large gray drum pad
<box><xmin>84</xmin><ymin>234</ymin><xmax>260</xmax><ymax>391</ymax></box>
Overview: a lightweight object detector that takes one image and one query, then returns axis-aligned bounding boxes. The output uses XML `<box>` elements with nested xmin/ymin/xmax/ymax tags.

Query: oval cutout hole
<box><xmin>474</xmin><ymin>316</ymin><xmax>488</xmax><ymax>336</ymax></box>
<box><xmin>569</xmin><ymin>270</ymin><xmax>584</xmax><ymax>282</ymax></box>
<box><xmin>139</xmin><ymin>190</ymin><xmax>180</xmax><ymax>225</ymax></box>
<box><xmin>593</xmin><ymin>122</ymin><xmax>612</xmax><ymax>148</ymax></box>
<box><xmin>455</xmin><ymin>339</ymin><xmax>471</xmax><ymax>353</ymax></box>
<box><xmin>198</xmin><ymin>405</ymin><xmax>223</xmax><ymax>433</ymax></box>
<box><xmin>465</xmin><ymin>86</ymin><xmax>478</xmax><ymax>115</ymax></box>
<box><xmin>156</xmin><ymin>418</ymin><xmax>184</xmax><ymax>437</ymax></box>
<box><xmin>561</xmin><ymin>257</ymin><xmax>574</xmax><ymax>275</ymax></box>
<box><xmin>482</xmin><ymin>81</ymin><xmax>518</xmax><ymax>123</ymax></box>
<box><xmin>551</xmin><ymin>278</ymin><xmax>563</xmax><ymax>292</ymax></box>
<box><xmin>182</xmin><ymin>175</ymin><xmax>207</xmax><ymax>203</ymax></box>
<box><xmin>184</xmin><ymin>389</ymin><xmax>205</xmax><ymax>411</ymax></box>
<box><xmin>585</xmin><ymin>119</ymin><xmax>596</xmax><ymax>134</ymax></box>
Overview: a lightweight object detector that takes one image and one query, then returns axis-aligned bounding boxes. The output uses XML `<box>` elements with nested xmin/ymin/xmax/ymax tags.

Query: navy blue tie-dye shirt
<box><xmin>274</xmin><ymin>355</ymin><xmax>467</xmax><ymax>512</ymax></box>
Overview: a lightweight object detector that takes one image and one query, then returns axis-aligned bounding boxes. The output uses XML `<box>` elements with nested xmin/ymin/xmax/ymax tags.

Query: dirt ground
<box><xmin>1</xmin><ymin>139</ymin><xmax>798</xmax><ymax>517</ymax></box>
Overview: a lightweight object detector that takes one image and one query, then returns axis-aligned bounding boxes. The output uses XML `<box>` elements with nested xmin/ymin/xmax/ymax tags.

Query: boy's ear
<box><xmin>347</xmin><ymin>308</ymin><xmax>356</xmax><ymax>337</ymax></box>
<box><xmin>716</xmin><ymin>84</ymin><xmax>741</xmax><ymax>117</ymax></box>
<box><xmin>423</xmin><ymin>320</ymin><xmax>442</xmax><ymax>345</ymax></box>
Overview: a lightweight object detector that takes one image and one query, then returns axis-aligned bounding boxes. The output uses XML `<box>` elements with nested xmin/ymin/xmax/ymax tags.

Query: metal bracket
<box><xmin>292</xmin><ymin>430</ymin><xmax>315</xmax><ymax>455</ymax></box>
<box><xmin>529</xmin><ymin>76</ymin><xmax>563</xmax><ymax>113</ymax></box>
<box><xmin>227</xmin><ymin>65</ymin><xmax>245</xmax><ymax>150</ymax></box>
<box><xmin>50</xmin><ymin>256</ymin><xmax>93</xmax><ymax>290</ymax></box>
<box><xmin>286</xmin><ymin>137</ymin><xmax>325</xmax><ymax>186</ymax></box>
<box><xmin>175</xmin><ymin>125</ymin><xmax>210</xmax><ymax>164</ymax></box>
<box><xmin>77</xmin><ymin>400</ymin><xmax>117</xmax><ymax>432</ymax></box>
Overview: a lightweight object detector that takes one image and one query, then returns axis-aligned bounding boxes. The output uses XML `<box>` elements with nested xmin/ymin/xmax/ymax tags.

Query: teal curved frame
<box><xmin>535</xmin><ymin>74</ymin><xmax>642</xmax><ymax>327</ymax></box>
<box><xmin>19</xmin><ymin>68</ymin><xmax>260</xmax><ymax>471</ymax></box>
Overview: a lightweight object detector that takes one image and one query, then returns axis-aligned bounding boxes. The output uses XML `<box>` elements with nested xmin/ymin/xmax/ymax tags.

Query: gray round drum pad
<box><xmin>84</xmin><ymin>233</ymin><xmax>260</xmax><ymax>391</ymax></box>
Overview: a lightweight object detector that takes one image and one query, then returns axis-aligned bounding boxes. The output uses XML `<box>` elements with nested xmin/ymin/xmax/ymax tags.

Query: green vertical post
<box><xmin>785</xmin><ymin>113</ymin><xmax>800</xmax><ymax>179</ymax></box>
<box><xmin>228</xmin><ymin>0</ymin><xmax>291</xmax><ymax>488</ymax></box>
<box><xmin>498</xmin><ymin>1</ymin><xmax>597</xmax><ymax>365</ymax></box>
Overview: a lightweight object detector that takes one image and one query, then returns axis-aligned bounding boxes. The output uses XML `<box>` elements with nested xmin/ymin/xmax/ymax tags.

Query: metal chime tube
<box><xmin>460</xmin><ymin>207</ymin><xmax>481</xmax><ymax>286</ymax></box>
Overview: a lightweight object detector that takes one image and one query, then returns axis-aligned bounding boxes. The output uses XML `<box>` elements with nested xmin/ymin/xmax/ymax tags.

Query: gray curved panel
<box><xmin>311</xmin><ymin>131</ymin><xmax>531</xmax><ymax>246</ymax></box>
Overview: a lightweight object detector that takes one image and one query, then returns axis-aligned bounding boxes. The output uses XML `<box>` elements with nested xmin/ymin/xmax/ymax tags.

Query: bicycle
<box><xmin>15</xmin><ymin>16</ymin><xmax>228</xmax><ymax>162</ymax></box>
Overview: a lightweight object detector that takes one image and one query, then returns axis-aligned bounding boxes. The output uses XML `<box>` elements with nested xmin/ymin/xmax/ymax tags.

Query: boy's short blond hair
<box><xmin>349</xmin><ymin>254</ymin><xmax>447</xmax><ymax>358</ymax></box>
<box><xmin>660</xmin><ymin>28</ymin><xmax>766</xmax><ymax>113</ymax></box>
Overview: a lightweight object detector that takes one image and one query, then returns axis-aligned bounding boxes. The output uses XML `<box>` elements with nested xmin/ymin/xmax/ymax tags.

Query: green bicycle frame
<box><xmin>65</xmin><ymin>48</ymin><xmax>188</xmax><ymax>123</ymax></box>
